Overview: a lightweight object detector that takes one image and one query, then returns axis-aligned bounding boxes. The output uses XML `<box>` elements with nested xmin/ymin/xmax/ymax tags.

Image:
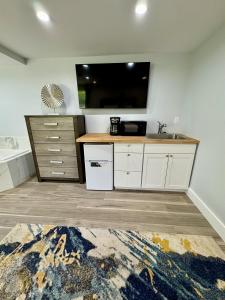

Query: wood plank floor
<box><xmin>0</xmin><ymin>177</ymin><xmax>224</xmax><ymax>253</ymax></box>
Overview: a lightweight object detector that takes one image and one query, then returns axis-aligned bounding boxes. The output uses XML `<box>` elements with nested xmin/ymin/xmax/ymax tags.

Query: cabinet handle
<box><xmin>127</xmin><ymin>154</ymin><xmax>131</xmax><ymax>156</ymax></box>
<box><xmin>166</xmin><ymin>155</ymin><xmax>169</xmax><ymax>157</ymax></box>
<box><xmin>48</xmin><ymin>148</ymin><xmax>61</xmax><ymax>152</ymax></box>
<box><xmin>50</xmin><ymin>160</ymin><xmax>63</xmax><ymax>164</ymax></box>
<box><xmin>127</xmin><ymin>145</ymin><xmax>131</xmax><ymax>147</ymax></box>
<box><xmin>44</xmin><ymin>122</ymin><xmax>58</xmax><ymax>126</ymax></box>
<box><xmin>170</xmin><ymin>155</ymin><xmax>173</xmax><ymax>157</ymax></box>
<box><xmin>47</xmin><ymin>136</ymin><xmax>60</xmax><ymax>140</ymax></box>
<box><xmin>126</xmin><ymin>172</ymin><xmax>130</xmax><ymax>175</ymax></box>
<box><xmin>52</xmin><ymin>171</ymin><xmax>65</xmax><ymax>175</ymax></box>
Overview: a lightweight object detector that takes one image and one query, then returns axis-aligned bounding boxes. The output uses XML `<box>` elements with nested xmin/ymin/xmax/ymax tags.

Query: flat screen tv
<box><xmin>75</xmin><ymin>62</ymin><xmax>150</xmax><ymax>108</ymax></box>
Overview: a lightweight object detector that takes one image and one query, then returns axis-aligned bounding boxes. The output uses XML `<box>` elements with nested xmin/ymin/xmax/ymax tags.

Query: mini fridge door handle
<box><xmin>90</xmin><ymin>161</ymin><xmax>102</xmax><ymax>167</ymax></box>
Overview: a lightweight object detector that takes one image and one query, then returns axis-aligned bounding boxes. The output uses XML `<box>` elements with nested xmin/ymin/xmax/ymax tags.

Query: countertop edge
<box><xmin>76</xmin><ymin>133</ymin><xmax>200</xmax><ymax>145</ymax></box>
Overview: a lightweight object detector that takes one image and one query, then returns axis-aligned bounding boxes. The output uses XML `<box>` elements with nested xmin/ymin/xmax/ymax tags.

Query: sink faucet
<box><xmin>157</xmin><ymin>121</ymin><xmax>167</xmax><ymax>134</ymax></box>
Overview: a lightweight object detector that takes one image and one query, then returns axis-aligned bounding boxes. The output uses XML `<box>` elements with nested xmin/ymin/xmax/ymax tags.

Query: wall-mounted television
<box><xmin>75</xmin><ymin>62</ymin><xmax>150</xmax><ymax>109</ymax></box>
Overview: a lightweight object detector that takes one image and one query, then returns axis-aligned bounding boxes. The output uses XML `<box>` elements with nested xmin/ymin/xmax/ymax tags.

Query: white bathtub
<box><xmin>0</xmin><ymin>137</ymin><xmax>35</xmax><ymax>192</ymax></box>
<box><xmin>0</xmin><ymin>149</ymin><xmax>30</xmax><ymax>162</ymax></box>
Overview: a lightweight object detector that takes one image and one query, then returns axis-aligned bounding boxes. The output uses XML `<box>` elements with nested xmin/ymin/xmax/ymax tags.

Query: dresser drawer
<box><xmin>39</xmin><ymin>167</ymin><xmax>78</xmax><ymax>179</ymax></box>
<box><xmin>33</xmin><ymin>130</ymin><xmax>75</xmax><ymax>144</ymax></box>
<box><xmin>114</xmin><ymin>152</ymin><xmax>143</xmax><ymax>171</ymax></box>
<box><xmin>114</xmin><ymin>143</ymin><xmax>144</xmax><ymax>153</ymax></box>
<box><xmin>114</xmin><ymin>171</ymin><xmax>142</xmax><ymax>188</ymax></box>
<box><xmin>30</xmin><ymin>117</ymin><xmax>74</xmax><ymax>131</ymax></box>
<box><xmin>37</xmin><ymin>155</ymin><xmax>77</xmax><ymax>168</ymax></box>
<box><xmin>35</xmin><ymin>143</ymin><xmax>76</xmax><ymax>156</ymax></box>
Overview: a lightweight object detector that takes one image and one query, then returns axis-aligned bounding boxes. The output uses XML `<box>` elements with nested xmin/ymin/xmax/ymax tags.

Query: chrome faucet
<box><xmin>157</xmin><ymin>121</ymin><xmax>167</xmax><ymax>134</ymax></box>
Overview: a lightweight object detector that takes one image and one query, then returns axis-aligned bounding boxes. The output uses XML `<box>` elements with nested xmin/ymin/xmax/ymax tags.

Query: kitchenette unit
<box><xmin>77</xmin><ymin>133</ymin><xmax>199</xmax><ymax>191</ymax></box>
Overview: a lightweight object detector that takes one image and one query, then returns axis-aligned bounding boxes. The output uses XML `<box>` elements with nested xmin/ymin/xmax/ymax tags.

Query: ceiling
<box><xmin>0</xmin><ymin>0</ymin><xmax>225</xmax><ymax>60</ymax></box>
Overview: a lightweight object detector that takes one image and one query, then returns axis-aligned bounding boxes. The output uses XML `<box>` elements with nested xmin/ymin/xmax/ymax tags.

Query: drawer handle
<box><xmin>48</xmin><ymin>148</ymin><xmax>61</xmax><ymax>152</ymax></box>
<box><xmin>51</xmin><ymin>171</ymin><xmax>65</xmax><ymax>175</ymax></box>
<box><xmin>126</xmin><ymin>172</ymin><xmax>130</xmax><ymax>175</ymax></box>
<box><xmin>47</xmin><ymin>136</ymin><xmax>60</xmax><ymax>140</ymax></box>
<box><xmin>50</xmin><ymin>160</ymin><xmax>63</xmax><ymax>164</ymax></box>
<box><xmin>127</xmin><ymin>154</ymin><xmax>131</xmax><ymax>157</ymax></box>
<box><xmin>44</xmin><ymin>122</ymin><xmax>58</xmax><ymax>126</ymax></box>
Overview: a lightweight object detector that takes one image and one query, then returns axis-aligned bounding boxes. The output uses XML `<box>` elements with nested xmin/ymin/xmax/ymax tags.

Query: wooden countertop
<box><xmin>76</xmin><ymin>133</ymin><xmax>199</xmax><ymax>144</ymax></box>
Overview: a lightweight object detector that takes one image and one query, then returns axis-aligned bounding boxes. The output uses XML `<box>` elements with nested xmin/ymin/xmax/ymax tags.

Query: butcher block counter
<box><xmin>76</xmin><ymin>133</ymin><xmax>199</xmax><ymax>144</ymax></box>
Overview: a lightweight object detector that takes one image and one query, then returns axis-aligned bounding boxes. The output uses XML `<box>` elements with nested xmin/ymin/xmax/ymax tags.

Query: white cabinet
<box><xmin>114</xmin><ymin>171</ymin><xmax>142</xmax><ymax>188</ymax></box>
<box><xmin>142</xmin><ymin>144</ymin><xmax>196</xmax><ymax>190</ymax></box>
<box><xmin>165</xmin><ymin>154</ymin><xmax>194</xmax><ymax>190</ymax></box>
<box><xmin>144</xmin><ymin>144</ymin><xmax>196</xmax><ymax>154</ymax></box>
<box><xmin>114</xmin><ymin>143</ymin><xmax>143</xmax><ymax>189</ymax></box>
<box><xmin>142</xmin><ymin>153</ymin><xmax>194</xmax><ymax>190</ymax></box>
<box><xmin>114</xmin><ymin>143</ymin><xmax>144</xmax><ymax>153</ymax></box>
<box><xmin>114</xmin><ymin>143</ymin><xmax>196</xmax><ymax>191</ymax></box>
<box><xmin>142</xmin><ymin>154</ymin><xmax>169</xmax><ymax>189</ymax></box>
<box><xmin>114</xmin><ymin>153</ymin><xmax>143</xmax><ymax>172</ymax></box>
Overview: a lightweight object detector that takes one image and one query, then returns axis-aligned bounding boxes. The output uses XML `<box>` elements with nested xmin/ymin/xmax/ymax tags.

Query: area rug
<box><xmin>0</xmin><ymin>224</ymin><xmax>225</xmax><ymax>300</ymax></box>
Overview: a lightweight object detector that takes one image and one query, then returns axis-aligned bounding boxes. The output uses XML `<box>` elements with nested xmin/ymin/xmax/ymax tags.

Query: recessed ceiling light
<box><xmin>142</xmin><ymin>76</ymin><xmax>147</xmax><ymax>80</ymax></box>
<box><xmin>135</xmin><ymin>2</ymin><xmax>148</xmax><ymax>16</ymax></box>
<box><xmin>93</xmin><ymin>80</ymin><xmax>97</xmax><ymax>84</ymax></box>
<box><xmin>83</xmin><ymin>64</ymin><xmax>89</xmax><ymax>68</ymax></box>
<box><xmin>85</xmin><ymin>76</ymin><xmax>90</xmax><ymax>80</ymax></box>
<box><xmin>36</xmin><ymin>10</ymin><xmax>50</xmax><ymax>23</ymax></box>
<box><xmin>127</xmin><ymin>62</ymin><xmax>134</xmax><ymax>67</ymax></box>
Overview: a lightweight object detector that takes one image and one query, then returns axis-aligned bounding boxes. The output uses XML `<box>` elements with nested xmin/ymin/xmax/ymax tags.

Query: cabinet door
<box><xmin>165</xmin><ymin>154</ymin><xmax>194</xmax><ymax>190</ymax></box>
<box><xmin>114</xmin><ymin>153</ymin><xmax>143</xmax><ymax>171</ymax></box>
<box><xmin>142</xmin><ymin>154</ymin><xmax>168</xmax><ymax>189</ymax></box>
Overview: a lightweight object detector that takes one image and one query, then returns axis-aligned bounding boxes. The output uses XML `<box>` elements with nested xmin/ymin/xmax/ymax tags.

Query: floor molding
<box><xmin>187</xmin><ymin>188</ymin><xmax>225</xmax><ymax>242</ymax></box>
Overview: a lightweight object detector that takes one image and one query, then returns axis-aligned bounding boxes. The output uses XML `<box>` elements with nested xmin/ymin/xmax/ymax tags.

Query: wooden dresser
<box><xmin>25</xmin><ymin>115</ymin><xmax>85</xmax><ymax>183</ymax></box>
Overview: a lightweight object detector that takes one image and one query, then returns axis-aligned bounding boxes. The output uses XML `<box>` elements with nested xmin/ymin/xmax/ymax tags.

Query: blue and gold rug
<box><xmin>0</xmin><ymin>224</ymin><xmax>225</xmax><ymax>300</ymax></box>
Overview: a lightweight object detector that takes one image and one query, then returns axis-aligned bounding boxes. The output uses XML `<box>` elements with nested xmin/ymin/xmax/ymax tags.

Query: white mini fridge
<box><xmin>84</xmin><ymin>143</ymin><xmax>113</xmax><ymax>190</ymax></box>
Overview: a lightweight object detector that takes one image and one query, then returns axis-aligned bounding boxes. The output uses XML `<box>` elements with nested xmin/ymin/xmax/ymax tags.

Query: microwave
<box><xmin>119</xmin><ymin>121</ymin><xmax>147</xmax><ymax>136</ymax></box>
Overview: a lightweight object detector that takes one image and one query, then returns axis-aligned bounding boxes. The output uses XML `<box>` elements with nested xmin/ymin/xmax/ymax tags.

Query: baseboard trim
<box><xmin>187</xmin><ymin>188</ymin><xmax>225</xmax><ymax>242</ymax></box>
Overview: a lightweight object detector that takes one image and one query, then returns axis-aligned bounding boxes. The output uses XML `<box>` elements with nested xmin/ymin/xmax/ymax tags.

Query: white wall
<box><xmin>0</xmin><ymin>53</ymin><xmax>189</xmax><ymax>135</ymax></box>
<box><xmin>182</xmin><ymin>24</ymin><xmax>225</xmax><ymax>224</ymax></box>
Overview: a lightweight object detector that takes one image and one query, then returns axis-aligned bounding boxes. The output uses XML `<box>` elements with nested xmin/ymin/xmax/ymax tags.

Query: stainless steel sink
<box><xmin>146</xmin><ymin>134</ymin><xmax>186</xmax><ymax>140</ymax></box>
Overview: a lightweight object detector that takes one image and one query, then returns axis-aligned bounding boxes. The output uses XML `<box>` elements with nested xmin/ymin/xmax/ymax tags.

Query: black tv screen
<box><xmin>75</xmin><ymin>62</ymin><xmax>150</xmax><ymax>108</ymax></box>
